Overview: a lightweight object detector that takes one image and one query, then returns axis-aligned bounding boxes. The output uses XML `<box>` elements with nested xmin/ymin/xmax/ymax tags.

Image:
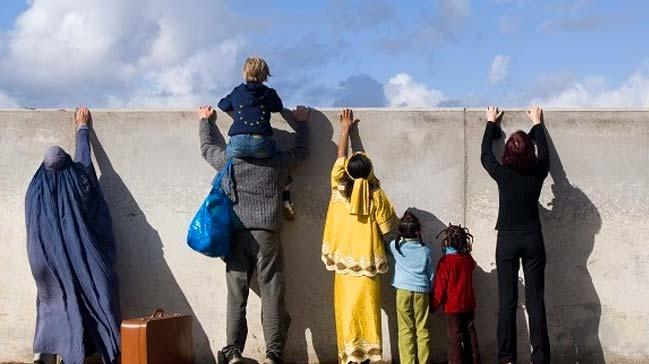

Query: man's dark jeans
<box><xmin>222</xmin><ymin>230</ymin><xmax>290</xmax><ymax>360</ymax></box>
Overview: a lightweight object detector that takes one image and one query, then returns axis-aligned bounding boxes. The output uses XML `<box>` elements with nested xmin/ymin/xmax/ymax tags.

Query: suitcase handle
<box><xmin>150</xmin><ymin>308</ymin><xmax>165</xmax><ymax>318</ymax></box>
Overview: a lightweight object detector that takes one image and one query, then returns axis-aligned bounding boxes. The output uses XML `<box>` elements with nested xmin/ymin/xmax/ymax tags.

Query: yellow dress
<box><xmin>322</xmin><ymin>157</ymin><xmax>399</xmax><ymax>363</ymax></box>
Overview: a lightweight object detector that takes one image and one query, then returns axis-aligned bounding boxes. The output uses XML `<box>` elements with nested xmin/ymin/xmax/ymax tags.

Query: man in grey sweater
<box><xmin>197</xmin><ymin>105</ymin><xmax>310</xmax><ymax>364</ymax></box>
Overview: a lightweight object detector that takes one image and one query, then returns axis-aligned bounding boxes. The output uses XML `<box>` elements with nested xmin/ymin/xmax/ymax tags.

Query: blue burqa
<box><xmin>25</xmin><ymin>128</ymin><xmax>120</xmax><ymax>364</ymax></box>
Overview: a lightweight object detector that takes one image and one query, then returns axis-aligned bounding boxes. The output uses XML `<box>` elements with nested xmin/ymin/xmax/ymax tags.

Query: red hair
<box><xmin>502</xmin><ymin>131</ymin><xmax>537</xmax><ymax>173</ymax></box>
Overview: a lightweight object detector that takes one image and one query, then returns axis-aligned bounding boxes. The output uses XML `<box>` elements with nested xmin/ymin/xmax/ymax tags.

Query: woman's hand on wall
<box><xmin>292</xmin><ymin>105</ymin><xmax>310</xmax><ymax>122</ymax></box>
<box><xmin>528</xmin><ymin>106</ymin><xmax>543</xmax><ymax>125</ymax></box>
<box><xmin>75</xmin><ymin>107</ymin><xmax>92</xmax><ymax>128</ymax></box>
<box><xmin>336</xmin><ymin>108</ymin><xmax>358</xmax><ymax>158</ymax></box>
<box><xmin>339</xmin><ymin>108</ymin><xmax>358</xmax><ymax>133</ymax></box>
<box><xmin>486</xmin><ymin>106</ymin><xmax>503</xmax><ymax>123</ymax></box>
<box><xmin>198</xmin><ymin>105</ymin><xmax>216</xmax><ymax>121</ymax></box>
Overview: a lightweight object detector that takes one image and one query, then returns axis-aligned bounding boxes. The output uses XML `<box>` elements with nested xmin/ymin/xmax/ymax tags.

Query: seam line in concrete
<box><xmin>462</xmin><ymin>108</ymin><xmax>468</xmax><ymax>225</ymax></box>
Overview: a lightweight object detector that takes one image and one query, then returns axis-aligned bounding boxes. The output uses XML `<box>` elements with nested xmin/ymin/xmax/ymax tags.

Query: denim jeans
<box><xmin>227</xmin><ymin>134</ymin><xmax>278</xmax><ymax>159</ymax></box>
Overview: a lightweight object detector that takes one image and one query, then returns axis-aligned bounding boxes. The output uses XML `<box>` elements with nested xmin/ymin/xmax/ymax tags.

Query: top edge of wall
<box><xmin>1</xmin><ymin>107</ymin><xmax>649</xmax><ymax>112</ymax></box>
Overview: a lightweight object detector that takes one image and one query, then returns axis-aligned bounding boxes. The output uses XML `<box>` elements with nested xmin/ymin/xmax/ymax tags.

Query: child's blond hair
<box><xmin>242</xmin><ymin>56</ymin><xmax>271</xmax><ymax>83</ymax></box>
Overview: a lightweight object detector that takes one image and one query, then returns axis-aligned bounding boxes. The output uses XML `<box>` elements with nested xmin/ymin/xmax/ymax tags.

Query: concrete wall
<box><xmin>0</xmin><ymin>108</ymin><xmax>647</xmax><ymax>363</ymax></box>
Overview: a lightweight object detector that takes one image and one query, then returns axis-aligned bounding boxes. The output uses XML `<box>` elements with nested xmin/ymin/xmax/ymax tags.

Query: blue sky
<box><xmin>0</xmin><ymin>0</ymin><xmax>648</xmax><ymax>108</ymax></box>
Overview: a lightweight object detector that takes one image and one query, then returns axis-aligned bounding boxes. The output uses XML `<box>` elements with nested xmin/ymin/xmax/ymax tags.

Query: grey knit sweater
<box><xmin>199</xmin><ymin>117</ymin><xmax>309</xmax><ymax>232</ymax></box>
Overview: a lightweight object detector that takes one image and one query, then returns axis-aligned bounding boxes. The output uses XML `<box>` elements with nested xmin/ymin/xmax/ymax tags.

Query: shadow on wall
<box><xmin>540</xmin><ymin>130</ymin><xmax>604</xmax><ymax>363</ymax></box>
<box><xmin>274</xmin><ymin>109</ymin><xmax>338</xmax><ymax>363</ymax></box>
<box><xmin>90</xmin><ymin>133</ymin><xmax>216</xmax><ymax>364</ymax></box>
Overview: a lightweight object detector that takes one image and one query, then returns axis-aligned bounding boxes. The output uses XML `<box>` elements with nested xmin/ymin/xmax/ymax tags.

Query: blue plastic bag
<box><xmin>187</xmin><ymin>159</ymin><xmax>234</xmax><ymax>257</ymax></box>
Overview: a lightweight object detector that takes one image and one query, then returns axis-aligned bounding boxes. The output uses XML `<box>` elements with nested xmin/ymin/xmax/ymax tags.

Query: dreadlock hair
<box><xmin>436</xmin><ymin>223</ymin><xmax>473</xmax><ymax>255</ymax></box>
<box><xmin>394</xmin><ymin>211</ymin><xmax>424</xmax><ymax>256</ymax></box>
<box><xmin>341</xmin><ymin>154</ymin><xmax>379</xmax><ymax>199</ymax></box>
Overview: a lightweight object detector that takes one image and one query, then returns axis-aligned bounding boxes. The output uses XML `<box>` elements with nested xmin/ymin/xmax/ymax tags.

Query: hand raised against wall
<box><xmin>75</xmin><ymin>107</ymin><xmax>92</xmax><ymax>128</ymax></box>
<box><xmin>339</xmin><ymin>108</ymin><xmax>359</xmax><ymax>132</ymax></box>
<box><xmin>486</xmin><ymin>106</ymin><xmax>503</xmax><ymax>123</ymax></box>
<box><xmin>528</xmin><ymin>106</ymin><xmax>543</xmax><ymax>125</ymax></box>
<box><xmin>198</xmin><ymin>105</ymin><xmax>216</xmax><ymax>121</ymax></box>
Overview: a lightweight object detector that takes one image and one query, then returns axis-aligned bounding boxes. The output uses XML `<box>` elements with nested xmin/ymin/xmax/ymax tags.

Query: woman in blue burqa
<box><xmin>25</xmin><ymin>107</ymin><xmax>120</xmax><ymax>364</ymax></box>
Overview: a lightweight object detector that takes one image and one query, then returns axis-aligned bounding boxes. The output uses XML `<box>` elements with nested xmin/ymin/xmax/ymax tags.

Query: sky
<box><xmin>0</xmin><ymin>0</ymin><xmax>648</xmax><ymax>108</ymax></box>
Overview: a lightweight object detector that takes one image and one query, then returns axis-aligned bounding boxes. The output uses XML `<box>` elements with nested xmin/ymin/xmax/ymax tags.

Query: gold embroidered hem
<box><xmin>339</xmin><ymin>341</ymin><xmax>382</xmax><ymax>363</ymax></box>
<box><xmin>321</xmin><ymin>242</ymin><xmax>388</xmax><ymax>277</ymax></box>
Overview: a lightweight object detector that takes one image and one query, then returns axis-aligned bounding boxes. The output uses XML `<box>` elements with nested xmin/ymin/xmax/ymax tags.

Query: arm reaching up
<box><xmin>527</xmin><ymin>106</ymin><xmax>550</xmax><ymax>178</ymax></box>
<box><xmin>284</xmin><ymin>106</ymin><xmax>311</xmax><ymax>171</ymax></box>
<box><xmin>480</xmin><ymin>106</ymin><xmax>506</xmax><ymax>182</ymax></box>
<box><xmin>337</xmin><ymin>108</ymin><xmax>358</xmax><ymax>159</ymax></box>
<box><xmin>198</xmin><ymin>105</ymin><xmax>227</xmax><ymax>171</ymax></box>
<box><xmin>74</xmin><ymin>107</ymin><xmax>92</xmax><ymax>168</ymax></box>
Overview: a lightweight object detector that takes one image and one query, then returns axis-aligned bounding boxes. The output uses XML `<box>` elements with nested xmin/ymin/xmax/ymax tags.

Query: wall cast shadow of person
<box><xmin>90</xmin><ymin>132</ymin><xmax>216</xmax><ymax>363</ymax></box>
<box><xmin>274</xmin><ymin>108</ymin><xmax>339</xmax><ymax>363</ymax></box>
<box><xmin>474</xmin><ymin>266</ymin><xmax>532</xmax><ymax>363</ymax></box>
<box><xmin>539</xmin><ymin>129</ymin><xmax>604</xmax><ymax>363</ymax></box>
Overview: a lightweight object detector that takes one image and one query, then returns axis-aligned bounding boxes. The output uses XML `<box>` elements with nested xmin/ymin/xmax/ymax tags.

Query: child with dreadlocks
<box><xmin>432</xmin><ymin>224</ymin><xmax>482</xmax><ymax>364</ymax></box>
<box><xmin>388</xmin><ymin>211</ymin><xmax>434</xmax><ymax>364</ymax></box>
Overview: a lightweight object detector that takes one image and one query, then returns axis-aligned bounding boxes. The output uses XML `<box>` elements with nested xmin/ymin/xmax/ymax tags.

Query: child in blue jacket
<box><xmin>218</xmin><ymin>56</ymin><xmax>296</xmax><ymax>219</ymax></box>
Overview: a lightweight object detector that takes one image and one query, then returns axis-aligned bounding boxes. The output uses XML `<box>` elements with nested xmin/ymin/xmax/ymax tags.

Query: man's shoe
<box><xmin>228</xmin><ymin>351</ymin><xmax>244</xmax><ymax>364</ymax></box>
<box><xmin>263</xmin><ymin>352</ymin><xmax>283</xmax><ymax>364</ymax></box>
<box><xmin>218</xmin><ymin>349</ymin><xmax>243</xmax><ymax>364</ymax></box>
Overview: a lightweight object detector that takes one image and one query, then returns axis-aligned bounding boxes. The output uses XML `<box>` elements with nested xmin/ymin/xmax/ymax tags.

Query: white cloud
<box><xmin>531</xmin><ymin>65</ymin><xmax>649</xmax><ymax>107</ymax></box>
<box><xmin>489</xmin><ymin>54</ymin><xmax>511</xmax><ymax>85</ymax></box>
<box><xmin>0</xmin><ymin>0</ymin><xmax>245</xmax><ymax>107</ymax></box>
<box><xmin>384</xmin><ymin>73</ymin><xmax>446</xmax><ymax>108</ymax></box>
<box><xmin>0</xmin><ymin>91</ymin><xmax>18</xmax><ymax>107</ymax></box>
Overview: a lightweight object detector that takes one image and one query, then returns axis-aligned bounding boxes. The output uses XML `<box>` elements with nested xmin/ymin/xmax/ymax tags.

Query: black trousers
<box><xmin>496</xmin><ymin>229</ymin><xmax>551</xmax><ymax>364</ymax></box>
<box><xmin>447</xmin><ymin>311</ymin><xmax>481</xmax><ymax>364</ymax></box>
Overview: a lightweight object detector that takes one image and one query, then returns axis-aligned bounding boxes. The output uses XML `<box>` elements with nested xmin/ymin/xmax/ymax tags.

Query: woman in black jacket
<box><xmin>481</xmin><ymin>106</ymin><xmax>551</xmax><ymax>364</ymax></box>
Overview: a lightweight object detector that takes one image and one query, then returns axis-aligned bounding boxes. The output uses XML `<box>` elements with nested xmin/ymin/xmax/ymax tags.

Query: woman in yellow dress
<box><xmin>322</xmin><ymin>108</ymin><xmax>399</xmax><ymax>363</ymax></box>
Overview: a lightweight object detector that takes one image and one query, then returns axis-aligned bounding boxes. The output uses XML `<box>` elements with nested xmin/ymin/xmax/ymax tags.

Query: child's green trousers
<box><xmin>396</xmin><ymin>289</ymin><xmax>431</xmax><ymax>364</ymax></box>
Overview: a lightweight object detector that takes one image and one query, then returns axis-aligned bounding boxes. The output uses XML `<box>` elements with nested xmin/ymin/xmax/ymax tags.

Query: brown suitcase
<box><xmin>121</xmin><ymin>309</ymin><xmax>193</xmax><ymax>364</ymax></box>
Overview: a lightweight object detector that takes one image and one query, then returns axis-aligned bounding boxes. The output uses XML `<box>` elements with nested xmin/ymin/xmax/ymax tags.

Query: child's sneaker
<box><xmin>283</xmin><ymin>200</ymin><xmax>296</xmax><ymax>221</ymax></box>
